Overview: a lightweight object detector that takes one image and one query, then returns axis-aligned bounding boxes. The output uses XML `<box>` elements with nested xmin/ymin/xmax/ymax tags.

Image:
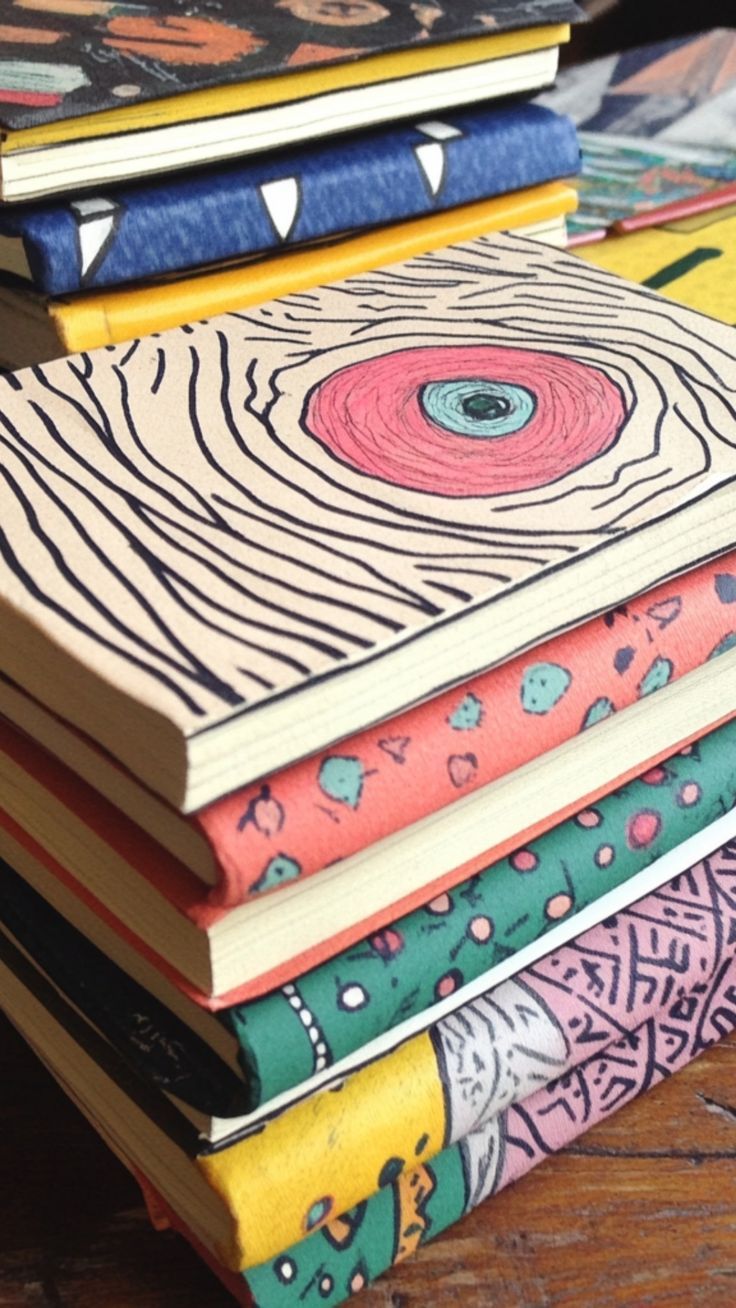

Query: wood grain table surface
<box><xmin>1</xmin><ymin>1012</ymin><xmax>735</xmax><ymax>1307</ymax></box>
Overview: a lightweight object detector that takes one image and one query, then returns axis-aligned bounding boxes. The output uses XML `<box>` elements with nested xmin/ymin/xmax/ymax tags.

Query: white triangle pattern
<box><xmin>259</xmin><ymin>177</ymin><xmax>300</xmax><ymax>241</ymax></box>
<box><xmin>70</xmin><ymin>197</ymin><xmax>120</xmax><ymax>278</ymax></box>
<box><xmin>414</xmin><ymin>141</ymin><xmax>446</xmax><ymax>196</ymax></box>
<box><xmin>415</xmin><ymin>119</ymin><xmax>463</xmax><ymax>141</ymax></box>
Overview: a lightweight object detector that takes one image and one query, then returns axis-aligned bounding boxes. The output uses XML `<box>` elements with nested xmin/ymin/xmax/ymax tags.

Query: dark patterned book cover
<box><xmin>0</xmin><ymin>0</ymin><xmax>582</xmax><ymax>130</ymax></box>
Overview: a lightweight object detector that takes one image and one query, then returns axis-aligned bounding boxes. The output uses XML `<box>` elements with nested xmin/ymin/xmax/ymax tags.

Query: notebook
<box><xmin>0</xmin><ymin>0</ymin><xmax>578</xmax><ymax>200</ymax></box>
<box><xmin>538</xmin><ymin>29</ymin><xmax>736</xmax><ymax>238</ymax></box>
<box><xmin>2</xmin><ymin>231</ymin><xmax>736</xmax><ymax>811</ymax></box>
<box><xmin>0</xmin><ymin>103</ymin><xmax>580</xmax><ymax>295</ymax></box>
<box><xmin>577</xmin><ymin>203</ymin><xmax>736</xmax><ymax>322</ymax></box>
<box><xmin>1</xmin><ymin>545</ymin><xmax>733</xmax><ymax>897</ymax></box>
<box><xmin>4</xmin><ymin>720</ymin><xmax>736</xmax><ymax>1143</ymax></box>
<box><xmin>2</xmin><ymin>838</ymin><xmax>736</xmax><ymax>1276</ymax></box>
<box><xmin>0</xmin><ymin>183</ymin><xmax>578</xmax><ymax>366</ymax></box>
<box><xmin>2</xmin><ymin>645</ymin><xmax>736</xmax><ymax>1001</ymax></box>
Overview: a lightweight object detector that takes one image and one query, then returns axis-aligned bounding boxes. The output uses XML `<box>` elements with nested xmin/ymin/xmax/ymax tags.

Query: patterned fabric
<box><xmin>241</xmin><ymin>866</ymin><xmax>736</xmax><ymax>1304</ymax></box>
<box><xmin>538</xmin><ymin>31</ymin><xmax>736</xmax><ymax>237</ymax></box>
<box><xmin>0</xmin><ymin>0</ymin><xmax>580</xmax><ymax>131</ymax></box>
<box><xmin>540</xmin><ymin>30</ymin><xmax>736</xmax><ymax>143</ymax></box>
<box><xmin>0</xmin><ymin>104</ymin><xmax>579</xmax><ymax>295</ymax></box>
<box><xmin>197</xmin><ymin>551</ymin><xmax>736</xmax><ymax>909</ymax></box>
<box><xmin>569</xmin><ymin>137</ymin><xmax>736</xmax><ymax>239</ymax></box>
<box><xmin>198</xmin><ymin>842</ymin><xmax>736</xmax><ymax>1269</ymax></box>
<box><xmin>221</xmin><ymin>717</ymin><xmax>736</xmax><ymax>1107</ymax></box>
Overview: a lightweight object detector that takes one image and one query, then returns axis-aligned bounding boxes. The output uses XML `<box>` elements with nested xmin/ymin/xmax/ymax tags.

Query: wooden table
<box><xmin>1</xmin><ymin>1014</ymin><xmax>735</xmax><ymax>1307</ymax></box>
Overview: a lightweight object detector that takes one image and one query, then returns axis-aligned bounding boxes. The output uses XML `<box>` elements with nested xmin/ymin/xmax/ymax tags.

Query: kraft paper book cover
<box><xmin>2</xmin><ymin>230</ymin><xmax>736</xmax><ymax>811</ymax></box>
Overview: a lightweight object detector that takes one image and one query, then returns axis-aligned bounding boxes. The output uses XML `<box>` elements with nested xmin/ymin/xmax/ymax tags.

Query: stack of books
<box><xmin>3</xmin><ymin>7</ymin><xmax>736</xmax><ymax>1308</ymax></box>
<box><xmin>538</xmin><ymin>26</ymin><xmax>736</xmax><ymax>241</ymax></box>
<box><xmin>0</xmin><ymin>0</ymin><xmax>581</xmax><ymax>366</ymax></box>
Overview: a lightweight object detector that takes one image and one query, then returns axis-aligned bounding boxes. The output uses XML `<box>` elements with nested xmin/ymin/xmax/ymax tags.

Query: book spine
<box><xmin>23</xmin><ymin>103</ymin><xmax>579</xmax><ymax>294</ymax></box>
<box><xmin>197</xmin><ymin>548</ymin><xmax>736</xmax><ymax>911</ymax></box>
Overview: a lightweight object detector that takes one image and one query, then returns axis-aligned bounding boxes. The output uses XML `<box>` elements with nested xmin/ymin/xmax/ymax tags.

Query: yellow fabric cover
<box><xmin>198</xmin><ymin>1030</ymin><xmax>446</xmax><ymax>1271</ymax></box>
<box><xmin>576</xmin><ymin>205</ymin><xmax>736</xmax><ymax>321</ymax></box>
<box><xmin>50</xmin><ymin>181</ymin><xmax>578</xmax><ymax>352</ymax></box>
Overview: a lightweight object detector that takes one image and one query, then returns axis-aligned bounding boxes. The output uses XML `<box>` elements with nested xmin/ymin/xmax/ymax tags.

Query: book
<box><xmin>568</xmin><ymin>136</ymin><xmax>736</xmax><ymax>242</ymax></box>
<box><xmin>540</xmin><ymin>28</ymin><xmax>736</xmax><ymax>145</ymax></box>
<box><xmin>1</xmin><ymin>840</ymin><xmax>735</xmax><ymax>1277</ymax></box>
<box><xmin>1</xmin><ymin>546</ymin><xmax>734</xmax><ymax>898</ymax></box>
<box><xmin>0</xmin><ymin>182</ymin><xmax>578</xmax><ymax>366</ymax></box>
<box><xmin>537</xmin><ymin>29</ymin><xmax>736</xmax><ymax>237</ymax></box>
<box><xmin>577</xmin><ymin>203</ymin><xmax>736</xmax><ymax>322</ymax></box>
<box><xmin>0</xmin><ymin>0</ymin><xmax>581</xmax><ymax>128</ymax></box>
<box><xmin>0</xmin><ymin>103</ymin><xmax>580</xmax><ymax>295</ymax></box>
<box><xmin>0</xmin><ymin>3</ymin><xmax>577</xmax><ymax>201</ymax></box>
<box><xmin>2</xmin><ymin>232</ymin><xmax>736</xmax><ymax>811</ymax></box>
<box><xmin>2</xmin><ymin>647</ymin><xmax>736</xmax><ymax>1002</ymax></box>
<box><xmin>3</xmin><ymin>721</ymin><xmax>736</xmax><ymax>1143</ymax></box>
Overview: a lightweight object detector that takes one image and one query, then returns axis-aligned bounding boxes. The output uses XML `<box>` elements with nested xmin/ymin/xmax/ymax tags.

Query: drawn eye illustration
<box><xmin>304</xmin><ymin>344</ymin><xmax>627</xmax><ymax>497</ymax></box>
<box><xmin>419</xmin><ymin>379</ymin><xmax>536</xmax><ymax>439</ymax></box>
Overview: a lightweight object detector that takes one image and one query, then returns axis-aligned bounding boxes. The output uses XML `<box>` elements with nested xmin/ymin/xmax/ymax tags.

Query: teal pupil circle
<box><xmin>420</xmin><ymin>379</ymin><xmax>536</xmax><ymax>439</ymax></box>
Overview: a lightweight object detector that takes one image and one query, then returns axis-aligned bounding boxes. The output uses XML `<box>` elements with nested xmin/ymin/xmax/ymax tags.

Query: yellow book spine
<box><xmin>51</xmin><ymin>182</ymin><xmax>578</xmax><ymax>355</ymax></box>
<box><xmin>198</xmin><ymin>1030</ymin><xmax>446</xmax><ymax>1272</ymax></box>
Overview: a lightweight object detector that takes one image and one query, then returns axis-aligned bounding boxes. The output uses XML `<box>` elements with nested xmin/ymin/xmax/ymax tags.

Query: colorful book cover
<box><xmin>194</xmin><ymin>844</ymin><xmax>736</xmax><ymax>1270</ymax></box>
<box><xmin>4</xmin><ymin>836</ymin><xmax>736</xmax><ymax>1280</ymax></box>
<box><xmin>568</xmin><ymin>135</ymin><xmax>736</xmax><ymax>239</ymax></box>
<box><xmin>538</xmin><ymin>29</ymin><xmax>736</xmax><ymax>237</ymax></box>
<box><xmin>195</xmin><ymin>551</ymin><xmax>736</xmax><ymax>909</ymax></box>
<box><xmin>2</xmin><ymin>232</ymin><xmax>736</xmax><ymax>811</ymax></box>
<box><xmin>0</xmin><ymin>104</ymin><xmax>579</xmax><ymax>295</ymax></box>
<box><xmin>539</xmin><ymin>29</ymin><xmax>736</xmax><ymax>143</ymax></box>
<box><xmin>0</xmin><ymin>0</ymin><xmax>581</xmax><ymax>131</ymax></box>
<box><xmin>3</xmin><ymin>717</ymin><xmax>736</xmax><ymax>1123</ymax></box>
<box><xmin>0</xmin><ymin>182</ymin><xmax>579</xmax><ymax>362</ymax></box>
<box><xmin>238</xmin><ymin>875</ymin><xmax>736</xmax><ymax>1306</ymax></box>
<box><xmin>577</xmin><ymin>205</ymin><xmax>736</xmax><ymax>323</ymax></box>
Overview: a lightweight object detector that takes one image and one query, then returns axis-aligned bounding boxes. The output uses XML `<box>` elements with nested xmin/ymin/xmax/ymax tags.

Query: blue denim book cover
<box><xmin>0</xmin><ymin>102</ymin><xmax>579</xmax><ymax>294</ymax></box>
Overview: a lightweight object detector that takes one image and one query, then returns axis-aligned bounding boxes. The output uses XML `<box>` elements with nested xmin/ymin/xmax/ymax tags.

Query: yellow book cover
<box><xmin>2</xmin><ymin>182</ymin><xmax>578</xmax><ymax>364</ymax></box>
<box><xmin>576</xmin><ymin>204</ymin><xmax>736</xmax><ymax>322</ymax></box>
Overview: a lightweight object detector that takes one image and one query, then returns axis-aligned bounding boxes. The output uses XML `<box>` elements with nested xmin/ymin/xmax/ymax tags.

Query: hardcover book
<box><xmin>0</xmin><ymin>103</ymin><xmax>580</xmax><ymax>295</ymax></box>
<box><xmin>2</xmin><ymin>232</ymin><xmax>736</xmax><ymax>811</ymax></box>
<box><xmin>538</xmin><ymin>29</ymin><xmax>736</xmax><ymax>237</ymax></box>
<box><xmin>578</xmin><ymin>204</ymin><xmax>736</xmax><ymax>322</ymax></box>
<box><xmin>0</xmin><ymin>0</ymin><xmax>581</xmax><ymax>129</ymax></box>
<box><xmin>2</xmin><ymin>841</ymin><xmax>736</xmax><ymax>1280</ymax></box>
<box><xmin>0</xmin><ymin>182</ymin><xmax>578</xmax><ymax>366</ymax></box>
<box><xmin>1</xmin><ymin>547</ymin><xmax>734</xmax><ymax>899</ymax></box>
<box><xmin>0</xmin><ymin>0</ymin><xmax>578</xmax><ymax>200</ymax></box>
<box><xmin>2</xmin><ymin>643</ymin><xmax>736</xmax><ymax>1002</ymax></box>
<box><xmin>3</xmin><ymin>720</ymin><xmax>736</xmax><ymax>1142</ymax></box>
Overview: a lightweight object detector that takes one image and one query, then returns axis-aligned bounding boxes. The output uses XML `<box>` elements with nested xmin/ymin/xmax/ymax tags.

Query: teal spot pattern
<box><xmin>448</xmin><ymin>693</ymin><xmax>484</xmax><ymax>730</ymax></box>
<box><xmin>318</xmin><ymin>756</ymin><xmax>365</xmax><ymax>809</ymax></box>
<box><xmin>520</xmin><ymin>663</ymin><xmax>572</xmax><ymax>715</ymax></box>
<box><xmin>709</xmin><ymin>632</ymin><xmax>736</xmax><ymax>660</ymax></box>
<box><xmin>251</xmin><ymin>853</ymin><xmax>302</xmax><ymax>894</ymax></box>
<box><xmin>581</xmin><ymin>697</ymin><xmax>615</xmax><ymax>730</ymax></box>
<box><xmin>637</xmin><ymin>656</ymin><xmax>673</xmax><ymax>697</ymax></box>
